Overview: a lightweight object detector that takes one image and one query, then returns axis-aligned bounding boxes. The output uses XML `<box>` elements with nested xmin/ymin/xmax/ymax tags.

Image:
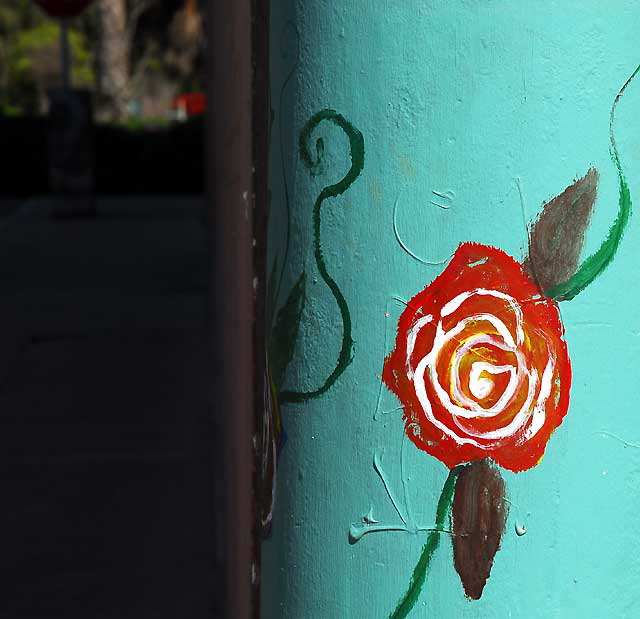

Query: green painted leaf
<box><xmin>269</xmin><ymin>271</ymin><xmax>306</xmax><ymax>390</ymax></box>
<box><xmin>524</xmin><ymin>168</ymin><xmax>598</xmax><ymax>294</ymax></box>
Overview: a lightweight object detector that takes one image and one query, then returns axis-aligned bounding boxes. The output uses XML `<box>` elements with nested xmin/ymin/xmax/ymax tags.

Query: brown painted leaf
<box><xmin>452</xmin><ymin>460</ymin><xmax>508</xmax><ymax>600</ymax></box>
<box><xmin>524</xmin><ymin>167</ymin><xmax>598</xmax><ymax>292</ymax></box>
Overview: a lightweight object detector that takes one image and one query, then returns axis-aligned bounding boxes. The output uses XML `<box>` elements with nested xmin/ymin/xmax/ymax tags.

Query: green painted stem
<box><xmin>545</xmin><ymin>63</ymin><xmax>639</xmax><ymax>301</ymax></box>
<box><xmin>389</xmin><ymin>465</ymin><xmax>464</xmax><ymax>619</ymax></box>
<box><xmin>280</xmin><ymin>109</ymin><xmax>365</xmax><ymax>403</ymax></box>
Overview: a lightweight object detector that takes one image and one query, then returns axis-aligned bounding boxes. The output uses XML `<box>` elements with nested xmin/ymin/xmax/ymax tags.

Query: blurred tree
<box><xmin>0</xmin><ymin>0</ymin><xmax>204</xmax><ymax>121</ymax></box>
<box><xmin>10</xmin><ymin>22</ymin><xmax>93</xmax><ymax>112</ymax></box>
<box><xmin>165</xmin><ymin>0</ymin><xmax>202</xmax><ymax>81</ymax></box>
<box><xmin>0</xmin><ymin>1</ymin><xmax>93</xmax><ymax>115</ymax></box>
<box><xmin>0</xmin><ymin>4</ymin><xmax>21</xmax><ymax>113</ymax></box>
<box><xmin>95</xmin><ymin>0</ymin><xmax>129</xmax><ymax>121</ymax></box>
<box><xmin>95</xmin><ymin>0</ymin><xmax>204</xmax><ymax>122</ymax></box>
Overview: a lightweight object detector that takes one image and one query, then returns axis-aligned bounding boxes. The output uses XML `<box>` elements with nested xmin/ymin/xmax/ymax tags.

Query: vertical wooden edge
<box><xmin>205</xmin><ymin>0</ymin><xmax>261</xmax><ymax>617</ymax></box>
<box><xmin>251</xmin><ymin>0</ymin><xmax>270</xmax><ymax>617</ymax></box>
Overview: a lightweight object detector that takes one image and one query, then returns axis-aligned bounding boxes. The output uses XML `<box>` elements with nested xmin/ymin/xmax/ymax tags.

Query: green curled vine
<box><xmin>278</xmin><ymin>109</ymin><xmax>365</xmax><ymax>403</ymax></box>
<box><xmin>261</xmin><ymin>109</ymin><xmax>364</xmax><ymax>536</ymax></box>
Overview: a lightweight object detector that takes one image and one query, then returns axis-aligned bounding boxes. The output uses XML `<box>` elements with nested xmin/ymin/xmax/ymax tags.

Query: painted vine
<box><xmin>377</xmin><ymin>64</ymin><xmax>639</xmax><ymax>618</ymax></box>
<box><xmin>260</xmin><ymin>106</ymin><xmax>365</xmax><ymax>535</ymax></box>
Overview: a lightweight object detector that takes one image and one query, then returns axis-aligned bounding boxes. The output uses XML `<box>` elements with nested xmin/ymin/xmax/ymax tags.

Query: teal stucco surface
<box><xmin>263</xmin><ymin>2</ymin><xmax>640</xmax><ymax>617</ymax></box>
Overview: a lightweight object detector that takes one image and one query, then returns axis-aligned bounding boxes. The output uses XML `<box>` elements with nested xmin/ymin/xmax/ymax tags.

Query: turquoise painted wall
<box><xmin>263</xmin><ymin>2</ymin><xmax>640</xmax><ymax>617</ymax></box>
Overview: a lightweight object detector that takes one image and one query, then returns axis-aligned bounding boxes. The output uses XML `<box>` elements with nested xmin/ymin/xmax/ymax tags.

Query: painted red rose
<box><xmin>383</xmin><ymin>242</ymin><xmax>571</xmax><ymax>473</ymax></box>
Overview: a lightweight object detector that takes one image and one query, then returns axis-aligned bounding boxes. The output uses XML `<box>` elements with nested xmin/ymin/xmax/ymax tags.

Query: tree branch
<box><xmin>125</xmin><ymin>0</ymin><xmax>158</xmax><ymax>46</ymax></box>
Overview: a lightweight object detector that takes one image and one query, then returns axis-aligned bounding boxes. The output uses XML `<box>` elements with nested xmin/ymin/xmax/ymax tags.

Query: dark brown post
<box><xmin>206</xmin><ymin>1</ymin><xmax>255</xmax><ymax>618</ymax></box>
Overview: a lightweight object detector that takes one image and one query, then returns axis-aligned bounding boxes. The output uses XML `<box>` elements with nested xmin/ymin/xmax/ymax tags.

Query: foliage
<box><xmin>10</xmin><ymin>21</ymin><xmax>94</xmax><ymax>81</ymax></box>
<box><xmin>1</xmin><ymin>2</ymin><xmax>94</xmax><ymax>115</ymax></box>
<box><xmin>0</xmin><ymin>0</ymin><xmax>204</xmax><ymax>121</ymax></box>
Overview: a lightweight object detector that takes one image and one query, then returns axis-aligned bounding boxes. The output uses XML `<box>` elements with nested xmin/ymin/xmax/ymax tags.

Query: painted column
<box><xmin>263</xmin><ymin>2</ymin><xmax>640</xmax><ymax>617</ymax></box>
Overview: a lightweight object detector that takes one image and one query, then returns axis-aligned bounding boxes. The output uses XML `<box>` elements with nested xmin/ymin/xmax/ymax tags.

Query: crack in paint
<box><xmin>545</xmin><ymin>63</ymin><xmax>640</xmax><ymax>300</ymax></box>
<box><xmin>595</xmin><ymin>430</ymin><xmax>640</xmax><ymax>449</ymax></box>
<box><xmin>349</xmin><ymin>521</ymin><xmax>455</xmax><ymax>544</ymax></box>
<box><xmin>393</xmin><ymin>195</ymin><xmax>451</xmax><ymax>266</ymax></box>
<box><xmin>373</xmin><ymin>450</ymin><xmax>408</xmax><ymax>525</ymax></box>
<box><xmin>430</xmin><ymin>189</ymin><xmax>455</xmax><ymax>210</ymax></box>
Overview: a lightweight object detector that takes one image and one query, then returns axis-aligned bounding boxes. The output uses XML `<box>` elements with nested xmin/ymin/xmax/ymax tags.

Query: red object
<box><xmin>383</xmin><ymin>242</ymin><xmax>571</xmax><ymax>473</ymax></box>
<box><xmin>33</xmin><ymin>0</ymin><xmax>93</xmax><ymax>18</ymax></box>
<box><xmin>172</xmin><ymin>92</ymin><xmax>206</xmax><ymax>117</ymax></box>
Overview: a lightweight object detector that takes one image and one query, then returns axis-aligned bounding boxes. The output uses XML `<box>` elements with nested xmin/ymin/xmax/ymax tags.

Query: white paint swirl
<box><xmin>407</xmin><ymin>289</ymin><xmax>556</xmax><ymax>448</ymax></box>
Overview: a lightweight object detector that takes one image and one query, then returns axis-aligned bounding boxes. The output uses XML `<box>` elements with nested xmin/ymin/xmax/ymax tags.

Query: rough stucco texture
<box><xmin>263</xmin><ymin>2</ymin><xmax>640</xmax><ymax>617</ymax></box>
